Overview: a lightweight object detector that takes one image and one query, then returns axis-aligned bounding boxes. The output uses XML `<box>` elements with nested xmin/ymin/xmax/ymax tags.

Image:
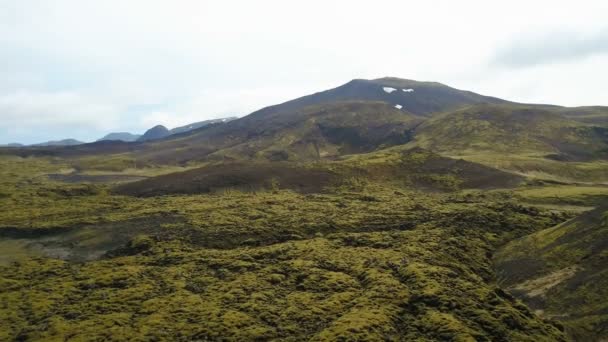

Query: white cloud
<box><xmin>0</xmin><ymin>91</ymin><xmax>119</xmax><ymax>129</ymax></box>
<box><xmin>493</xmin><ymin>29</ymin><xmax>608</xmax><ymax>68</ymax></box>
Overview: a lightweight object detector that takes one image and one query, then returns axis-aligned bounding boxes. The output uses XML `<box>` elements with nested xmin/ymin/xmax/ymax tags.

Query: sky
<box><xmin>1</xmin><ymin>0</ymin><xmax>608</xmax><ymax>144</ymax></box>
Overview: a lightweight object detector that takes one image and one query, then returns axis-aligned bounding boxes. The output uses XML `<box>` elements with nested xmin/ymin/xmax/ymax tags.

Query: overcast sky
<box><xmin>1</xmin><ymin>0</ymin><xmax>608</xmax><ymax>144</ymax></box>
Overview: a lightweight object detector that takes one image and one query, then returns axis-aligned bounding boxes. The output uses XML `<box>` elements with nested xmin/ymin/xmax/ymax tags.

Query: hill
<box><xmin>114</xmin><ymin>148</ymin><xmax>523</xmax><ymax>197</ymax></box>
<box><xmin>137</xmin><ymin>125</ymin><xmax>170</xmax><ymax>142</ymax></box>
<box><xmin>412</xmin><ymin>104</ymin><xmax>608</xmax><ymax>161</ymax></box>
<box><xmin>97</xmin><ymin>132</ymin><xmax>141</xmax><ymax>142</ymax></box>
<box><xmin>495</xmin><ymin>205</ymin><xmax>608</xmax><ymax>341</ymax></box>
<box><xmin>246</xmin><ymin>77</ymin><xmax>508</xmax><ymax>120</ymax></box>
<box><xmin>558</xmin><ymin>106</ymin><xmax>608</xmax><ymax>127</ymax></box>
<box><xmin>31</xmin><ymin>138</ymin><xmax>85</xmax><ymax>147</ymax></box>
<box><xmin>131</xmin><ymin>101</ymin><xmax>425</xmax><ymax>164</ymax></box>
<box><xmin>169</xmin><ymin>117</ymin><xmax>238</xmax><ymax>135</ymax></box>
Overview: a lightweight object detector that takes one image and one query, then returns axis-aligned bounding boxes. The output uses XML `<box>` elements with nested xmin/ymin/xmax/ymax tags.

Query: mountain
<box><xmin>127</xmin><ymin>74</ymin><xmax>507</xmax><ymax>163</ymax></box>
<box><xmin>169</xmin><ymin>117</ymin><xmax>238</xmax><ymax>135</ymax></box>
<box><xmin>97</xmin><ymin>132</ymin><xmax>141</xmax><ymax>142</ymax></box>
<box><xmin>94</xmin><ymin>118</ymin><xmax>236</xmax><ymax>143</ymax></box>
<box><xmin>495</xmin><ymin>205</ymin><xmax>608</xmax><ymax>341</ymax></box>
<box><xmin>247</xmin><ymin>77</ymin><xmax>508</xmax><ymax>119</ymax></box>
<box><xmin>137</xmin><ymin>125</ymin><xmax>170</xmax><ymax>142</ymax></box>
<box><xmin>6</xmin><ymin>78</ymin><xmax>607</xmax><ymax>173</ymax></box>
<box><xmin>0</xmin><ymin>143</ymin><xmax>23</xmax><ymax>147</ymax></box>
<box><xmin>31</xmin><ymin>138</ymin><xmax>85</xmax><ymax>147</ymax></box>
<box><xmin>3</xmin><ymin>76</ymin><xmax>608</xmax><ymax>341</ymax></box>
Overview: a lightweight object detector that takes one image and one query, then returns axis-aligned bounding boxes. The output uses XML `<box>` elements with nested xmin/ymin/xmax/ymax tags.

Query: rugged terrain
<box><xmin>1</xmin><ymin>77</ymin><xmax>607</xmax><ymax>341</ymax></box>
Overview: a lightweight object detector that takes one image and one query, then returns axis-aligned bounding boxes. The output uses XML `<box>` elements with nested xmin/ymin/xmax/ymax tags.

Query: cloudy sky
<box><xmin>1</xmin><ymin>0</ymin><xmax>608</xmax><ymax>144</ymax></box>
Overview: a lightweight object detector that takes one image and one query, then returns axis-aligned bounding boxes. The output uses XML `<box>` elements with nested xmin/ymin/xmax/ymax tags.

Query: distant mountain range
<box><xmin>31</xmin><ymin>139</ymin><xmax>85</xmax><ymax>147</ymax></box>
<box><xmin>2</xmin><ymin>116</ymin><xmax>237</xmax><ymax>147</ymax></box>
<box><xmin>97</xmin><ymin>132</ymin><xmax>141</xmax><ymax>142</ymax></box>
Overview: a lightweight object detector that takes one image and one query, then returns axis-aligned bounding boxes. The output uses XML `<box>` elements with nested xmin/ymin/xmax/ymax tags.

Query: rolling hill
<box><xmin>495</xmin><ymin>205</ymin><xmax>608</xmax><ymax>341</ymax></box>
<box><xmin>31</xmin><ymin>138</ymin><xmax>85</xmax><ymax>147</ymax></box>
<box><xmin>558</xmin><ymin>106</ymin><xmax>608</xmax><ymax>127</ymax></box>
<box><xmin>113</xmin><ymin>148</ymin><xmax>524</xmax><ymax>197</ymax></box>
<box><xmin>97</xmin><ymin>132</ymin><xmax>141</xmax><ymax>142</ymax></box>
<box><xmin>411</xmin><ymin>104</ymin><xmax>608</xmax><ymax>160</ymax></box>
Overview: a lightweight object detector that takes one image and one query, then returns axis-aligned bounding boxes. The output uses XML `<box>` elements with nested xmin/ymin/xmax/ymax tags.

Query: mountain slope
<box><xmin>247</xmin><ymin>77</ymin><xmax>508</xmax><ymax>120</ymax></box>
<box><xmin>136</xmin><ymin>101</ymin><xmax>424</xmax><ymax>164</ymax></box>
<box><xmin>169</xmin><ymin>117</ymin><xmax>238</xmax><ymax>135</ymax></box>
<box><xmin>412</xmin><ymin>104</ymin><xmax>608</xmax><ymax>161</ymax></box>
<box><xmin>558</xmin><ymin>106</ymin><xmax>608</xmax><ymax>127</ymax></box>
<box><xmin>495</xmin><ymin>205</ymin><xmax>608</xmax><ymax>341</ymax></box>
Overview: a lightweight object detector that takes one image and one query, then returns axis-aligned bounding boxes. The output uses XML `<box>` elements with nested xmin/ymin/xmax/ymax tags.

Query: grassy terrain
<box><xmin>512</xmin><ymin>185</ymin><xmax>608</xmax><ymax>207</ymax></box>
<box><xmin>455</xmin><ymin>153</ymin><xmax>608</xmax><ymax>184</ymax></box>
<box><xmin>412</xmin><ymin>104</ymin><xmax>608</xmax><ymax>165</ymax></box>
<box><xmin>559</xmin><ymin>106</ymin><xmax>608</xmax><ymax>127</ymax></box>
<box><xmin>495</xmin><ymin>206</ymin><xmax>608</xmax><ymax>341</ymax></box>
<box><xmin>0</xmin><ymin>155</ymin><xmax>572</xmax><ymax>341</ymax></box>
<box><xmin>114</xmin><ymin>148</ymin><xmax>523</xmax><ymax>197</ymax></box>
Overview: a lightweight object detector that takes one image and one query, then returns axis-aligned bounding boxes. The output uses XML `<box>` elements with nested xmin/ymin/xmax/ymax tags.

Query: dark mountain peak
<box><xmin>370</xmin><ymin>77</ymin><xmax>445</xmax><ymax>88</ymax></box>
<box><xmin>247</xmin><ymin>77</ymin><xmax>508</xmax><ymax>121</ymax></box>
<box><xmin>138</xmin><ymin>125</ymin><xmax>170</xmax><ymax>142</ymax></box>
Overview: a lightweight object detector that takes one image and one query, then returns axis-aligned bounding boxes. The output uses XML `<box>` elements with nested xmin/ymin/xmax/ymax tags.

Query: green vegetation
<box><xmin>412</xmin><ymin>104</ymin><xmax>608</xmax><ymax>158</ymax></box>
<box><xmin>512</xmin><ymin>185</ymin><xmax>608</xmax><ymax>207</ymax></box>
<box><xmin>559</xmin><ymin>106</ymin><xmax>608</xmax><ymax>127</ymax></box>
<box><xmin>495</xmin><ymin>206</ymin><xmax>608</xmax><ymax>341</ymax></box>
<box><xmin>1</xmin><ymin>79</ymin><xmax>608</xmax><ymax>340</ymax></box>
<box><xmin>458</xmin><ymin>153</ymin><xmax>608</xmax><ymax>183</ymax></box>
<box><xmin>0</xmin><ymin>155</ymin><xmax>571</xmax><ymax>340</ymax></box>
